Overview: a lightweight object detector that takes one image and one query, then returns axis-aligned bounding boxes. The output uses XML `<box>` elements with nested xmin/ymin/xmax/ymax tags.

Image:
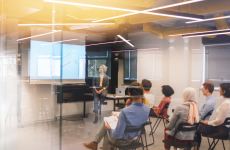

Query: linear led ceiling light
<box><xmin>18</xmin><ymin>23</ymin><xmax>115</xmax><ymax>26</ymax></box>
<box><xmin>186</xmin><ymin>15</ymin><xmax>230</xmax><ymax>24</ymax></box>
<box><xmin>17</xmin><ymin>30</ymin><xmax>62</xmax><ymax>41</ymax></box>
<box><xmin>169</xmin><ymin>29</ymin><xmax>230</xmax><ymax>37</ymax></box>
<box><xmin>112</xmin><ymin>48</ymin><xmax>159</xmax><ymax>52</ymax></box>
<box><xmin>44</xmin><ymin>0</ymin><xmax>204</xmax><ymax>22</ymax></box>
<box><xmin>85</xmin><ymin>40</ymin><xmax>130</xmax><ymax>46</ymax></box>
<box><xmin>53</xmin><ymin>38</ymin><xmax>78</xmax><ymax>43</ymax></box>
<box><xmin>117</xmin><ymin>35</ymin><xmax>134</xmax><ymax>47</ymax></box>
<box><xmin>92</xmin><ymin>0</ymin><xmax>204</xmax><ymax>22</ymax></box>
<box><xmin>42</xmin><ymin>39</ymin><xmax>78</xmax><ymax>45</ymax></box>
<box><xmin>182</xmin><ymin>29</ymin><xmax>230</xmax><ymax>38</ymax></box>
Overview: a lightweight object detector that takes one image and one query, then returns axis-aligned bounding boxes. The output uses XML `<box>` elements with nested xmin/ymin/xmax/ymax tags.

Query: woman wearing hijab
<box><xmin>195</xmin><ymin>83</ymin><xmax>230</xmax><ymax>150</ymax></box>
<box><xmin>164</xmin><ymin>87</ymin><xmax>200</xmax><ymax>150</ymax></box>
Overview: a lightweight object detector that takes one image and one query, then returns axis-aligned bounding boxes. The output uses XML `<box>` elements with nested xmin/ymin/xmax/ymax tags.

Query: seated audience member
<box><xmin>126</xmin><ymin>97</ymin><xmax>150</xmax><ymax>107</ymax></box>
<box><xmin>149</xmin><ymin>85</ymin><xmax>174</xmax><ymax>118</ymax></box>
<box><xmin>142</xmin><ymin>79</ymin><xmax>155</xmax><ymax>108</ymax></box>
<box><xmin>83</xmin><ymin>81</ymin><xmax>150</xmax><ymax>150</ymax></box>
<box><xmin>164</xmin><ymin>87</ymin><xmax>199</xmax><ymax>150</ymax></box>
<box><xmin>126</xmin><ymin>80</ymin><xmax>152</xmax><ymax>107</ymax></box>
<box><xmin>199</xmin><ymin>82</ymin><xmax>216</xmax><ymax>121</ymax></box>
<box><xmin>195</xmin><ymin>83</ymin><xmax>230</xmax><ymax>150</ymax></box>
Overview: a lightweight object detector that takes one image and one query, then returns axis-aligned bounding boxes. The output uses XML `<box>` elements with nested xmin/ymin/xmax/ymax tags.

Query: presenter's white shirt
<box><xmin>99</xmin><ymin>74</ymin><xmax>103</xmax><ymax>87</ymax></box>
<box><xmin>144</xmin><ymin>94</ymin><xmax>154</xmax><ymax>108</ymax></box>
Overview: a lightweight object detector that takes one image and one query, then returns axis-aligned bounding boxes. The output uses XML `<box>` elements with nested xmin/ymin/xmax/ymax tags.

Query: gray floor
<box><xmin>3</xmin><ymin>111</ymin><xmax>229</xmax><ymax>150</ymax></box>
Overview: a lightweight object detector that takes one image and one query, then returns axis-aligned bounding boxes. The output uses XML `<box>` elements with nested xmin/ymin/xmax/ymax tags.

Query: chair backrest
<box><xmin>171</xmin><ymin>123</ymin><xmax>198</xmax><ymax>145</ymax></box>
<box><xmin>176</xmin><ymin>123</ymin><xmax>198</xmax><ymax>132</ymax></box>
<box><xmin>203</xmin><ymin>110</ymin><xmax>213</xmax><ymax>120</ymax></box>
<box><xmin>111</xmin><ymin>125</ymin><xmax>145</xmax><ymax>148</ymax></box>
<box><xmin>173</xmin><ymin>123</ymin><xmax>198</xmax><ymax>140</ymax></box>
<box><xmin>159</xmin><ymin>103</ymin><xmax>170</xmax><ymax>116</ymax></box>
<box><xmin>223</xmin><ymin>118</ymin><xmax>230</xmax><ymax>139</ymax></box>
<box><xmin>197</xmin><ymin>110</ymin><xmax>214</xmax><ymax>132</ymax></box>
<box><xmin>124</xmin><ymin>126</ymin><xmax>143</xmax><ymax>133</ymax></box>
<box><xmin>223</xmin><ymin>118</ymin><xmax>230</xmax><ymax>126</ymax></box>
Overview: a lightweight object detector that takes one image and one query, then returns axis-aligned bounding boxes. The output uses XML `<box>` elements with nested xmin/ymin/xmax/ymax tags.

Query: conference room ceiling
<box><xmin>1</xmin><ymin>0</ymin><xmax>230</xmax><ymax>36</ymax></box>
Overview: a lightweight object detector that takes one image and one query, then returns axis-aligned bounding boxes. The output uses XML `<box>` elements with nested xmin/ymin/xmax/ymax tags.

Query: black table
<box><xmin>106</xmin><ymin>94</ymin><xmax>130</xmax><ymax>111</ymax></box>
<box><xmin>82</xmin><ymin>93</ymin><xmax>130</xmax><ymax>118</ymax></box>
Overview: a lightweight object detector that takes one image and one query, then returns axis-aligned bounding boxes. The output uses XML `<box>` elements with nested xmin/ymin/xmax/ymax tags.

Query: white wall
<box><xmin>130</xmin><ymin>31</ymin><xmax>222</xmax><ymax>118</ymax></box>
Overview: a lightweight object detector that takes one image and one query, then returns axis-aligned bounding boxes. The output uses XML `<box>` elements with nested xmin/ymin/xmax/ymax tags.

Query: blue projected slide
<box><xmin>30</xmin><ymin>40</ymin><xmax>85</xmax><ymax>79</ymax></box>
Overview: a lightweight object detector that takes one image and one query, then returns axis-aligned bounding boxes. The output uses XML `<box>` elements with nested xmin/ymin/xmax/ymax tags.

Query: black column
<box><xmin>111</xmin><ymin>53</ymin><xmax>119</xmax><ymax>94</ymax></box>
<box><xmin>107</xmin><ymin>32</ymin><xmax>126</xmax><ymax>94</ymax></box>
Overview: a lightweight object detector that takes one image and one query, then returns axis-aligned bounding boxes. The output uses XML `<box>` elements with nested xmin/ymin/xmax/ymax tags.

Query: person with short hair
<box><xmin>125</xmin><ymin>80</ymin><xmax>152</xmax><ymax>107</ymax></box>
<box><xmin>195</xmin><ymin>83</ymin><xmax>230</xmax><ymax>150</ymax></box>
<box><xmin>200</xmin><ymin>82</ymin><xmax>216</xmax><ymax>121</ymax></box>
<box><xmin>149</xmin><ymin>85</ymin><xmax>174</xmax><ymax>118</ymax></box>
<box><xmin>142</xmin><ymin>79</ymin><xmax>154</xmax><ymax>108</ymax></box>
<box><xmin>83</xmin><ymin>81</ymin><xmax>150</xmax><ymax>150</ymax></box>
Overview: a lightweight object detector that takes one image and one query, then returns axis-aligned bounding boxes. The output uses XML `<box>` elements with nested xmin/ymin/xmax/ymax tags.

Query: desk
<box><xmin>106</xmin><ymin>94</ymin><xmax>130</xmax><ymax>111</ymax></box>
<box><xmin>83</xmin><ymin>93</ymin><xmax>130</xmax><ymax>118</ymax></box>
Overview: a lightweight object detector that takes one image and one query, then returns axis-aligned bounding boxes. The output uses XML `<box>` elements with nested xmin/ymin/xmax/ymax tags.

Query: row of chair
<box><xmin>109</xmin><ymin>102</ymin><xmax>230</xmax><ymax>150</ymax></box>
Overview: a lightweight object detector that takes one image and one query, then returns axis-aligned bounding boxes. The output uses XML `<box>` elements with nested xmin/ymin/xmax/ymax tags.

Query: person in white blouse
<box><xmin>195</xmin><ymin>83</ymin><xmax>230</xmax><ymax>150</ymax></box>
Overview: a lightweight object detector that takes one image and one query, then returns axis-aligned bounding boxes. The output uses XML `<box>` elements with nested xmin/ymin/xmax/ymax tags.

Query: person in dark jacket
<box><xmin>92</xmin><ymin>64</ymin><xmax>109</xmax><ymax>123</ymax></box>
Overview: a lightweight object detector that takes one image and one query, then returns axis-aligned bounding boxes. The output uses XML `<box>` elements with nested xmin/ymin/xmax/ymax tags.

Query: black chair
<box><xmin>162</xmin><ymin>123</ymin><xmax>199</xmax><ymax>149</ymax></box>
<box><xmin>202</xmin><ymin>110</ymin><xmax>213</xmax><ymax>121</ymax></box>
<box><xmin>108</xmin><ymin>125</ymin><xmax>145</xmax><ymax>150</ymax></box>
<box><xmin>149</xmin><ymin>103</ymin><xmax>170</xmax><ymax>134</ymax></box>
<box><xmin>141</xmin><ymin>122</ymin><xmax>154</xmax><ymax>150</ymax></box>
<box><xmin>195</xmin><ymin>110</ymin><xmax>214</xmax><ymax>149</ymax></box>
<box><xmin>202</xmin><ymin>118</ymin><xmax>230</xmax><ymax>150</ymax></box>
<box><xmin>197</xmin><ymin>110</ymin><xmax>214</xmax><ymax>130</ymax></box>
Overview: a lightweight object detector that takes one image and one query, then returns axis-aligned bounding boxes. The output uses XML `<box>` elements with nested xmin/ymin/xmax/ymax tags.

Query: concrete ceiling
<box><xmin>2</xmin><ymin>0</ymin><xmax>230</xmax><ymax>42</ymax></box>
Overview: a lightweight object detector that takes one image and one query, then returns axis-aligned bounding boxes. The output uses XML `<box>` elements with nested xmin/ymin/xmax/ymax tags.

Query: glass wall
<box><xmin>0</xmin><ymin>0</ymin><xmax>229</xmax><ymax>150</ymax></box>
<box><xmin>205</xmin><ymin>45</ymin><xmax>230</xmax><ymax>87</ymax></box>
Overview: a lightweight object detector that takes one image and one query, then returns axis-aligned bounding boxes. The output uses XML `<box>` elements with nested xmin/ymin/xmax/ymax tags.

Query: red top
<box><xmin>154</xmin><ymin>97</ymin><xmax>171</xmax><ymax>117</ymax></box>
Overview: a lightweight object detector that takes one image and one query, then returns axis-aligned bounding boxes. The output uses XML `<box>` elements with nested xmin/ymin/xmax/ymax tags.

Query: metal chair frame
<box><xmin>108</xmin><ymin>125</ymin><xmax>145</xmax><ymax>150</ymax></box>
<box><xmin>195</xmin><ymin>110</ymin><xmax>213</xmax><ymax>150</ymax></box>
<box><xmin>163</xmin><ymin>123</ymin><xmax>199</xmax><ymax>149</ymax></box>
<box><xmin>142</xmin><ymin>122</ymin><xmax>154</xmax><ymax>150</ymax></box>
<box><xmin>203</xmin><ymin>118</ymin><xmax>230</xmax><ymax>150</ymax></box>
<box><xmin>149</xmin><ymin>103</ymin><xmax>170</xmax><ymax>134</ymax></box>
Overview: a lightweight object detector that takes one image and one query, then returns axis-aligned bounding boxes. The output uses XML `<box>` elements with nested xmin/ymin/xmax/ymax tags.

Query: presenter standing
<box><xmin>92</xmin><ymin>65</ymin><xmax>109</xmax><ymax>123</ymax></box>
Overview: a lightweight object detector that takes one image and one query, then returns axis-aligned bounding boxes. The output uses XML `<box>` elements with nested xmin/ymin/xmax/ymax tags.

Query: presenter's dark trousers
<box><xmin>93</xmin><ymin>90</ymin><xmax>107</xmax><ymax>112</ymax></box>
<box><xmin>197</xmin><ymin>123</ymin><xmax>229</xmax><ymax>147</ymax></box>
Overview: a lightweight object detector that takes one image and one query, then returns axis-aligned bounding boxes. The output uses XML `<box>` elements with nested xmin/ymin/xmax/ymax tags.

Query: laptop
<box><xmin>116</xmin><ymin>88</ymin><xmax>125</xmax><ymax>96</ymax></box>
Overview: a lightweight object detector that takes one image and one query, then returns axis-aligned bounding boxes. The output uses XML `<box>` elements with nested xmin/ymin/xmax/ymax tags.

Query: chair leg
<box><xmin>150</xmin><ymin>118</ymin><xmax>159</xmax><ymax>134</ymax></box>
<box><xmin>208</xmin><ymin>139</ymin><xmax>216</xmax><ymax>150</ymax></box>
<box><xmin>207</xmin><ymin>137</ymin><xmax>211</xmax><ymax>147</ymax></box>
<box><xmin>163</xmin><ymin>118</ymin><xmax>166</xmax><ymax>128</ymax></box>
<box><xmin>222</xmin><ymin>140</ymin><xmax>225</xmax><ymax>150</ymax></box>
<box><xmin>151</xmin><ymin>131</ymin><xmax>154</xmax><ymax>144</ymax></box>
<box><xmin>210</xmin><ymin>139</ymin><xmax>219</xmax><ymax>150</ymax></box>
<box><xmin>149</xmin><ymin>117</ymin><xmax>153</xmax><ymax>132</ymax></box>
<box><xmin>140</xmin><ymin>135</ymin><xmax>145</xmax><ymax>150</ymax></box>
<box><xmin>152</xmin><ymin>118</ymin><xmax>162</xmax><ymax>133</ymax></box>
<box><xmin>143</xmin><ymin>130</ymin><xmax>148</xmax><ymax>150</ymax></box>
<box><xmin>150</xmin><ymin>118</ymin><xmax>160</xmax><ymax>134</ymax></box>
